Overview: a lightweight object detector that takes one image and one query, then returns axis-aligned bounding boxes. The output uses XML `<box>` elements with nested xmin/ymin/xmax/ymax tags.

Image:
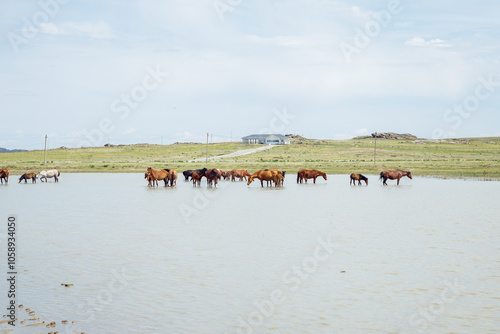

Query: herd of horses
<box><xmin>0</xmin><ymin>169</ymin><xmax>60</xmax><ymax>184</ymax></box>
<box><xmin>143</xmin><ymin>167</ymin><xmax>412</xmax><ymax>188</ymax></box>
<box><xmin>0</xmin><ymin>167</ymin><xmax>412</xmax><ymax>187</ymax></box>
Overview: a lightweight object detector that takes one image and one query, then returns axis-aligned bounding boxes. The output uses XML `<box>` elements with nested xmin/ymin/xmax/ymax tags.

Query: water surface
<box><xmin>0</xmin><ymin>174</ymin><xmax>499</xmax><ymax>333</ymax></box>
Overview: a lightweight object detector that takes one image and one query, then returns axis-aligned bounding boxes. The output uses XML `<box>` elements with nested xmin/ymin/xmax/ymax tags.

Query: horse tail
<box><xmin>58</xmin><ymin>171</ymin><xmax>61</xmax><ymax>177</ymax></box>
<box><xmin>297</xmin><ymin>172</ymin><xmax>300</xmax><ymax>183</ymax></box>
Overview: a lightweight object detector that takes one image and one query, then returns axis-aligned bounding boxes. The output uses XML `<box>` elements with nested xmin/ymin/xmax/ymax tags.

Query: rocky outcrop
<box><xmin>371</xmin><ymin>132</ymin><xmax>417</xmax><ymax>140</ymax></box>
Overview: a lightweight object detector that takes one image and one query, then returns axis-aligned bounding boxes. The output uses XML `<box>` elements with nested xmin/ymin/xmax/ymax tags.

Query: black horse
<box><xmin>182</xmin><ymin>168</ymin><xmax>207</xmax><ymax>181</ymax></box>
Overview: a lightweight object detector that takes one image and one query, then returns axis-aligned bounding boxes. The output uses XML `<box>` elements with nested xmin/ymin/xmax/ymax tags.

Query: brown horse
<box><xmin>230</xmin><ymin>169</ymin><xmax>251</xmax><ymax>181</ymax></box>
<box><xmin>144</xmin><ymin>172</ymin><xmax>155</xmax><ymax>187</ymax></box>
<box><xmin>191</xmin><ymin>172</ymin><xmax>204</xmax><ymax>186</ymax></box>
<box><xmin>146</xmin><ymin>167</ymin><xmax>170</xmax><ymax>187</ymax></box>
<box><xmin>297</xmin><ymin>169</ymin><xmax>327</xmax><ymax>184</ymax></box>
<box><xmin>19</xmin><ymin>173</ymin><xmax>37</xmax><ymax>183</ymax></box>
<box><xmin>169</xmin><ymin>170</ymin><xmax>178</xmax><ymax>186</ymax></box>
<box><xmin>205</xmin><ymin>169</ymin><xmax>221</xmax><ymax>187</ymax></box>
<box><xmin>350</xmin><ymin>173</ymin><xmax>368</xmax><ymax>185</ymax></box>
<box><xmin>379</xmin><ymin>170</ymin><xmax>412</xmax><ymax>185</ymax></box>
<box><xmin>264</xmin><ymin>169</ymin><xmax>286</xmax><ymax>186</ymax></box>
<box><xmin>0</xmin><ymin>168</ymin><xmax>9</xmax><ymax>184</ymax></box>
<box><xmin>247</xmin><ymin>170</ymin><xmax>280</xmax><ymax>187</ymax></box>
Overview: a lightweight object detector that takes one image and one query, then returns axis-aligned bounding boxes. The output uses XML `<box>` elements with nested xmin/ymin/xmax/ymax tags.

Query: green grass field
<box><xmin>1</xmin><ymin>137</ymin><xmax>500</xmax><ymax>178</ymax></box>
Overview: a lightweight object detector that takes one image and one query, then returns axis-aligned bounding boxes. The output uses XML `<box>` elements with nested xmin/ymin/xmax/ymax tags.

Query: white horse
<box><xmin>37</xmin><ymin>170</ymin><xmax>60</xmax><ymax>182</ymax></box>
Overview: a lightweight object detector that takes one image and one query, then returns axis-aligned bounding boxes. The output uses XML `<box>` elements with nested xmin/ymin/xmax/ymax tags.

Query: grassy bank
<box><xmin>1</xmin><ymin>137</ymin><xmax>500</xmax><ymax>178</ymax></box>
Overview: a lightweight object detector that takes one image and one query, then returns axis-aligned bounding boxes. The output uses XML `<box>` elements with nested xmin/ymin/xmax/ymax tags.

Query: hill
<box><xmin>0</xmin><ymin>137</ymin><xmax>499</xmax><ymax>178</ymax></box>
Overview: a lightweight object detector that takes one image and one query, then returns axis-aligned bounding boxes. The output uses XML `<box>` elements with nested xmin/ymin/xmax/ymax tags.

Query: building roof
<box><xmin>242</xmin><ymin>134</ymin><xmax>289</xmax><ymax>139</ymax></box>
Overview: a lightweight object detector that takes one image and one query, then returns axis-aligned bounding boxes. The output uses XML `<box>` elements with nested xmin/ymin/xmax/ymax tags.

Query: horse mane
<box><xmin>163</xmin><ymin>169</ymin><xmax>170</xmax><ymax>172</ymax></box>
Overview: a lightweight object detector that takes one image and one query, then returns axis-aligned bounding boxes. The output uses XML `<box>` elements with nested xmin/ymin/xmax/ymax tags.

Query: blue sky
<box><xmin>1</xmin><ymin>0</ymin><xmax>499</xmax><ymax>149</ymax></box>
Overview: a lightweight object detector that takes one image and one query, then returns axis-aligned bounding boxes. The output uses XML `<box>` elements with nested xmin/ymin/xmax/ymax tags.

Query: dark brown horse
<box><xmin>0</xmin><ymin>168</ymin><xmax>9</xmax><ymax>184</ymax></box>
<box><xmin>350</xmin><ymin>173</ymin><xmax>368</xmax><ymax>185</ymax></box>
<box><xmin>297</xmin><ymin>169</ymin><xmax>327</xmax><ymax>184</ymax></box>
<box><xmin>183</xmin><ymin>168</ymin><xmax>207</xmax><ymax>181</ymax></box>
<box><xmin>379</xmin><ymin>170</ymin><xmax>412</xmax><ymax>185</ymax></box>
<box><xmin>205</xmin><ymin>169</ymin><xmax>221</xmax><ymax>187</ymax></box>
<box><xmin>146</xmin><ymin>167</ymin><xmax>170</xmax><ymax>187</ymax></box>
<box><xmin>144</xmin><ymin>172</ymin><xmax>155</xmax><ymax>187</ymax></box>
<box><xmin>19</xmin><ymin>173</ymin><xmax>37</xmax><ymax>183</ymax></box>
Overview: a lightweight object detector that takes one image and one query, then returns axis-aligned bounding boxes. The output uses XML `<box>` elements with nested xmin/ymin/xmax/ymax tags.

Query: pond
<box><xmin>0</xmin><ymin>174</ymin><xmax>499</xmax><ymax>333</ymax></box>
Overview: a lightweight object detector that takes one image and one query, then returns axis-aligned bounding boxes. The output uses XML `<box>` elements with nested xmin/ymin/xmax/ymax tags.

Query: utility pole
<box><xmin>161</xmin><ymin>136</ymin><xmax>163</xmax><ymax>146</ymax></box>
<box><xmin>44</xmin><ymin>135</ymin><xmax>47</xmax><ymax>166</ymax></box>
<box><xmin>374</xmin><ymin>132</ymin><xmax>377</xmax><ymax>165</ymax></box>
<box><xmin>206</xmin><ymin>133</ymin><xmax>209</xmax><ymax>163</ymax></box>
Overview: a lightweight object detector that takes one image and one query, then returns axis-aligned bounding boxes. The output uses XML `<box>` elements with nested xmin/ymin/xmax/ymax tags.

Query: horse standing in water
<box><xmin>19</xmin><ymin>173</ymin><xmax>37</xmax><ymax>183</ymax></box>
<box><xmin>350</xmin><ymin>173</ymin><xmax>368</xmax><ymax>185</ymax></box>
<box><xmin>37</xmin><ymin>170</ymin><xmax>60</xmax><ymax>182</ymax></box>
<box><xmin>379</xmin><ymin>170</ymin><xmax>412</xmax><ymax>185</ymax></box>
<box><xmin>0</xmin><ymin>168</ymin><xmax>9</xmax><ymax>184</ymax></box>
<box><xmin>247</xmin><ymin>170</ymin><xmax>281</xmax><ymax>187</ymax></box>
<box><xmin>297</xmin><ymin>169</ymin><xmax>327</xmax><ymax>184</ymax></box>
<box><xmin>205</xmin><ymin>169</ymin><xmax>221</xmax><ymax>187</ymax></box>
<box><xmin>169</xmin><ymin>170</ymin><xmax>178</xmax><ymax>186</ymax></box>
<box><xmin>146</xmin><ymin>167</ymin><xmax>170</xmax><ymax>187</ymax></box>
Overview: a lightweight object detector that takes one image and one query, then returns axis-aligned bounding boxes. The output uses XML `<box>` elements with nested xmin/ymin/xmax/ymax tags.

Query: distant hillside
<box><xmin>0</xmin><ymin>147</ymin><xmax>27</xmax><ymax>153</ymax></box>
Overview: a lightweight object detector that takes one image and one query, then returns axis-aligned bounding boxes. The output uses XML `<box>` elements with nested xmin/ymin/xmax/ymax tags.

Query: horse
<box><xmin>0</xmin><ymin>168</ymin><xmax>9</xmax><ymax>184</ymax></box>
<box><xmin>191</xmin><ymin>172</ymin><xmax>204</xmax><ymax>186</ymax></box>
<box><xmin>146</xmin><ymin>167</ymin><xmax>170</xmax><ymax>187</ymax></box>
<box><xmin>19</xmin><ymin>173</ymin><xmax>37</xmax><ymax>183</ymax></box>
<box><xmin>380</xmin><ymin>170</ymin><xmax>412</xmax><ymax>185</ymax></box>
<box><xmin>144</xmin><ymin>172</ymin><xmax>155</xmax><ymax>187</ymax></box>
<box><xmin>264</xmin><ymin>169</ymin><xmax>286</xmax><ymax>186</ymax></box>
<box><xmin>297</xmin><ymin>169</ymin><xmax>327</xmax><ymax>184</ymax></box>
<box><xmin>183</xmin><ymin>168</ymin><xmax>207</xmax><ymax>181</ymax></box>
<box><xmin>247</xmin><ymin>170</ymin><xmax>280</xmax><ymax>187</ymax></box>
<box><xmin>231</xmin><ymin>169</ymin><xmax>251</xmax><ymax>181</ymax></box>
<box><xmin>205</xmin><ymin>169</ymin><xmax>221</xmax><ymax>187</ymax></box>
<box><xmin>169</xmin><ymin>169</ymin><xmax>178</xmax><ymax>186</ymax></box>
<box><xmin>350</xmin><ymin>173</ymin><xmax>368</xmax><ymax>185</ymax></box>
<box><xmin>37</xmin><ymin>170</ymin><xmax>60</xmax><ymax>182</ymax></box>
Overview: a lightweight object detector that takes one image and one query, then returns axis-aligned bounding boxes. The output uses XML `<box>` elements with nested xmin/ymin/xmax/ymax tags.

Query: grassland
<box><xmin>1</xmin><ymin>137</ymin><xmax>500</xmax><ymax>178</ymax></box>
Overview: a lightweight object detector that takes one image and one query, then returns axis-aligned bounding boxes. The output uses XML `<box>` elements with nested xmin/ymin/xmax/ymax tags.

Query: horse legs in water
<box><xmin>382</xmin><ymin>177</ymin><xmax>387</xmax><ymax>185</ymax></box>
<box><xmin>397</xmin><ymin>176</ymin><xmax>400</xmax><ymax>185</ymax></box>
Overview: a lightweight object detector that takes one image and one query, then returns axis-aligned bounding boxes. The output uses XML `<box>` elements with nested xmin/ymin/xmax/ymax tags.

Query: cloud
<box><xmin>40</xmin><ymin>21</ymin><xmax>114</xmax><ymax>39</ymax></box>
<box><xmin>404</xmin><ymin>37</ymin><xmax>451</xmax><ymax>47</ymax></box>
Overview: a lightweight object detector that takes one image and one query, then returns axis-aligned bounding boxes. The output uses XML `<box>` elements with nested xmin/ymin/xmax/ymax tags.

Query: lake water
<box><xmin>0</xmin><ymin>174</ymin><xmax>499</xmax><ymax>334</ymax></box>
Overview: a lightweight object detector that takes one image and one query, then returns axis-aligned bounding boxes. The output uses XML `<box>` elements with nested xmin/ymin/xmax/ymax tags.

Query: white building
<box><xmin>241</xmin><ymin>134</ymin><xmax>290</xmax><ymax>145</ymax></box>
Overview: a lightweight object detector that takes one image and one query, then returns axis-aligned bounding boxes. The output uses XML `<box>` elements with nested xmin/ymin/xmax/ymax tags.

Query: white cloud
<box><xmin>404</xmin><ymin>37</ymin><xmax>451</xmax><ymax>47</ymax></box>
<box><xmin>40</xmin><ymin>21</ymin><xmax>114</xmax><ymax>39</ymax></box>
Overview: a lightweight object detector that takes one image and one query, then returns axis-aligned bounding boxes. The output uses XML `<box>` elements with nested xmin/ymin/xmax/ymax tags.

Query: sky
<box><xmin>1</xmin><ymin>0</ymin><xmax>500</xmax><ymax>150</ymax></box>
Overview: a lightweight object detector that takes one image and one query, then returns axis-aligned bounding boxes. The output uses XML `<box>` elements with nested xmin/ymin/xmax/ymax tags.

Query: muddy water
<box><xmin>0</xmin><ymin>174</ymin><xmax>499</xmax><ymax>333</ymax></box>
